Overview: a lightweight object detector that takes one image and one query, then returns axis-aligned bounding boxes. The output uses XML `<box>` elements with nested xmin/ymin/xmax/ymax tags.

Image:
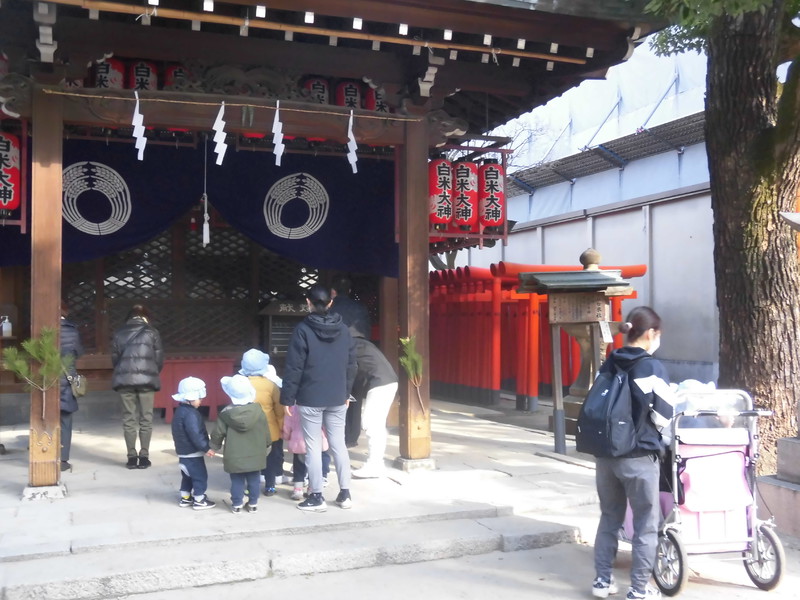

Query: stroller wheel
<box><xmin>653</xmin><ymin>530</ymin><xmax>688</xmax><ymax>596</ymax></box>
<box><xmin>743</xmin><ymin>525</ymin><xmax>785</xmax><ymax>590</ymax></box>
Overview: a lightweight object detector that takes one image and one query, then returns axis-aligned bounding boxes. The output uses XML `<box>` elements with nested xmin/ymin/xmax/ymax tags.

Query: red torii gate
<box><xmin>429</xmin><ymin>261</ymin><xmax>646</xmax><ymax>408</ymax></box>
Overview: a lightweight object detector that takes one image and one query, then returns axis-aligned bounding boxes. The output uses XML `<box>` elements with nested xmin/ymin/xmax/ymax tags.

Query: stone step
<box><xmin>2</xmin><ymin>514</ymin><xmax>579</xmax><ymax>600</ymax></box>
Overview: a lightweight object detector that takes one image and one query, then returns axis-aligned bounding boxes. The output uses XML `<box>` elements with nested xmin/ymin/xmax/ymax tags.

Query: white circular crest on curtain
<box><xmin>62</xmin><ymin>161</ymin><xmax>132</xmax><ymax>235</ymax></box>
<box><xmin>263</xmin><ymin>172</ymin><xmax>329</xmax><ymax>239</ymax></box>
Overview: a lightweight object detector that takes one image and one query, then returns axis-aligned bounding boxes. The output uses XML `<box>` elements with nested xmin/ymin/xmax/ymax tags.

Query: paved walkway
<box><xmin>0</xmin><ymin>395</ymin><xmax>603</xmax><ymax>599</ymax></box>
<box><xmin>2</xmin><ymin>395</ymin><xmax>799</xmax><ymax>600</ymax></box>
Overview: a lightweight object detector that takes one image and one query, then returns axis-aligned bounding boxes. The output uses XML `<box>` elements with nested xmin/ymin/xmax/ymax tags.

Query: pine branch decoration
<box><xmin>399</xmin><ymin>336</ymin><xmax>426</xmax><ymax>414</ymax></box>
<box><xmin>2</xmin><ymin>327</ymin><xmax>68</xmax><ymax>392</ymax></box>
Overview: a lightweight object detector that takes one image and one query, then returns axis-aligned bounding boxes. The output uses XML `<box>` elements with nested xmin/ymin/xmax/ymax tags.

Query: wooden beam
<box><xmin>32</xmin><ymin>87</ymin><xmax>416</xmax><ymax>146</ymax></box>
<box><xmin>29</xmin><ymin>86</ymin><xmax>64</xmax><ymax>487</ymax></box>
<box><xmin>225</xmin><ymin>0</ymin><xmax>643</xmax><ymax>51</ymax></box>
<box><xmin>398</xmin><ymin>118</ymin><xmax>430</xmax><ymax>460</ymax></box>
<box><xmin>40</xmin><ymin>3</ymin><xmax>585</xmax><ymax>78</ymax></box>
<box><xmin>45</xmin><ymin>16</ymin><xmax>411</xmax><ymax>82</ymax></box>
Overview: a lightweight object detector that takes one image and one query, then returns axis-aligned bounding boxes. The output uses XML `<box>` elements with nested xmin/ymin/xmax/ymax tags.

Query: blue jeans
<box><xmin>298</xmin><ymin>404</ymin><xmax>350</xmax><ymax>494</ymax></box>
<box><xmin>263</xmin><ymin>439</ymin><xmax>284</xmax><ymax>487</ymax></box>
<box><xmin>291</xmin><ymin>450</ymin><xmax>331</xmax><ymax>483</ymax></box>
<box><xmin>179</xmin><ymin>456</ymin><xmax>208</xmax><ymax>498</ymax></box>
<box><xmin>230</xmin><ymin>471</ymin><xmax>261</xmax><ymax>507</ymax></box>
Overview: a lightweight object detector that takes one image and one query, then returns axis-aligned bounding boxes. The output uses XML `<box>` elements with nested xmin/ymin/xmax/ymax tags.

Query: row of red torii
<box><xmin>429</xmin><ymin>261</ymin><xmax>647</xmax><ymax>409</ymax></box>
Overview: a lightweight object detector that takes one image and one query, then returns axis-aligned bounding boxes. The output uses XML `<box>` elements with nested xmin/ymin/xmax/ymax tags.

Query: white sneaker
<box><xmin>290</xmin><ymin>485</ymin><xmax>304</xmax><ymax>501</ymax></box>
<box><xmin>352</xmin><ymin>464</ymin><xmax>387</xmax><ymax>479</ymax></box>
<box><xmin>626</xmin><ymin>585</ymin><xmax>659</xmax><ymax>599</ymax></box>
<box><xmin>592</xmin><ymin>576</ymin><xmax>618</xmax><ymax>598</ymax></box>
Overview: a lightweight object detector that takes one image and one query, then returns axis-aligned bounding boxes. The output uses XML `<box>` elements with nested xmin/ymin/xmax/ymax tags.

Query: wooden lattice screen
<box><xmin>61</xmin><ymin>216</ymin><xmax>330</xmax><ymax>355</ymax></box>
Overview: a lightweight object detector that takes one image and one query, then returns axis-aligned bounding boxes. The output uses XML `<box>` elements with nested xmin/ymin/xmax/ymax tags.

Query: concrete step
<box><xmin>2</xmin><ymin>513</ymin><xmax>580</xmax><ymax>600</ymax></box>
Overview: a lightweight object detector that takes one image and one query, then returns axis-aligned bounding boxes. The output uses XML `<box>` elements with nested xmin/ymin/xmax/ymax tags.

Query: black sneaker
<box><xmin>297</xmin><ymin>492</ymin><xmax>327</xmax><ymax>512</ymax></box>
<box><xmin>263</xmin><ymin>486</ymin><xmax>276</xmax><ymax>496</ymax></box>
<box><xmin>60</xmin><ymin>461</ymin><xmax>72</xmax><ymax>472</ymax></box>
<box><xmin>192</xmin><ymin>495</ymin><xmax>216</xmax><ymax>511</ymax></box>
<box><xmin>126</xmin><ymin>457</ymin><xmax>139</xmax><ymax>469</ymax></box>
<box><xmin>138</xmin><ymin>457</ymin><xmax>152</xmax><ymax>469</ymax></box>
<box><xmin>179</xmin><ymin>496</ymin><xmax>193</xmax><ymax>508</ymax></box>
<box><xmin>335</xmin><ymin>489</ymin><xmax>352</xmax><ymax>509</ymax></box>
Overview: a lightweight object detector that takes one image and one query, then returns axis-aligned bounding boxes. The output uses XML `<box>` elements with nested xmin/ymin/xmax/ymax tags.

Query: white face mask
<box><xmin>648</xmin><ymin>335</ymin><xmax>661</xmax><ymax>355</ymax></box>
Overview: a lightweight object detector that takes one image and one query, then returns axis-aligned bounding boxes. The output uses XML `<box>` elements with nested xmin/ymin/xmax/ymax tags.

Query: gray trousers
<box><xmin>119</xmin><ymin>389</ymin><xmax>155</xmax><ymax>458</ymax></box>
<box><xmin>594</xmin><ymin>455</ymin><xmax>660</xmax><ymax>592</ymax></box>
<box><xmin>298</xmin><ymin>404</ymin><xmax>350</xmax><ymax>495</ymax></box>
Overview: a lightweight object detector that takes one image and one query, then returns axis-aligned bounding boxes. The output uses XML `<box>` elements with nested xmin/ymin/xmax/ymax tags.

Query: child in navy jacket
<box><xmin>171</xmin><ymin>377</ymin><xmax>216</xmax><ymax>511</ymax></box>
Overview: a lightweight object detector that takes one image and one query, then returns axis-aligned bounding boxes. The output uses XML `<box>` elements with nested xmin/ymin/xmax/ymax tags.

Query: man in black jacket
<box><xmin>329</xmin><ymin>277</ymin><xmax>370</xmax><ymax>447</ymax></box>
<box><xmin>111</xmin><ymin>304</ymin><xmax>164</xmax><ymax>469</ymax></box>
<box><xmin>351</xmin><ymin>335</ymin><xmax>398</xmax><ymax>479</ymax></box>
<box><xmin>59</xmin><ymin>301</ymin><xmax>84</xmax><ymax>472</ymax></box>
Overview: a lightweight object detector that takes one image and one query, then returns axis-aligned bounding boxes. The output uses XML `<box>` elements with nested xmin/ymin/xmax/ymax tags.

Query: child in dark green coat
<box><xmin>209</xmin><ymin>375</ymin><xmax>270</xmax><ymax>513</ymax></box>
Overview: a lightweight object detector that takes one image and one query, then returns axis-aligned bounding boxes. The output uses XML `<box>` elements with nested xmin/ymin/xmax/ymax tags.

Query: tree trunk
<box><xmin>706</xmin><ymin>1</ymin><xmax>800</xmax><ymax>474</ymax></box>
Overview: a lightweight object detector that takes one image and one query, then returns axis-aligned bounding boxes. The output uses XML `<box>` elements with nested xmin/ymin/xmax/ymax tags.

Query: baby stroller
<box><xmin>652</xmin><ymin>389</ymin><xmax>785</xmax><ymax>595</ymax></box>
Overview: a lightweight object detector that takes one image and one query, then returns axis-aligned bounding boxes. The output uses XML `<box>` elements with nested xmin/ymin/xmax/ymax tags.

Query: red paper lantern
<box><xmin>163</xmin><ymin>64</ymin><xmax>189</xmax><ymax>90</ymax></box>
<box><xmin>452</xmin><ymin>161</ymin><xmax>479</xmax><ymax>231</ymax></box>
<box><xmin>0</xmin><ymin>131</ymin><xmax>21</xmax><ymax>218</ymax></box>
<box><xmin>128</xmin><ymin>60</ymin><xmax>158</xmax><ymax>91</ymax></box>
<box><xmin>428</xmin><ymin>158</ymin><xmax>453</xmax><ymax>230</ymax></box>
<box><xmin>93</xmin><ymin>58</ymin><xmax>125</xmax><ymax>89</ymax></box>
<box><xmin>335</xmin><ymin>81</ymin><xmax>362</xmax><ymax>109</ymax></box>
<box><xmin>478</xmin><ymin>159</ymin><xmax>505</xmax><ymax>231</ymax></box>
<box><xmin>364</xmin><ymin>87</ymin><xmax>390</xmax><ymax>112</ymax></box>
<box><xmin>303</xmin><ymin>77</ymin><xmax>330</xmax><ymax>104</ymax></box>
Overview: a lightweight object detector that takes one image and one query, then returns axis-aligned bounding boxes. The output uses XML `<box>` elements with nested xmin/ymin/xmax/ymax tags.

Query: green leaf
<box><xmin>2</xmin><ymin>327</ymin><xmax>66</xmax><ymax>392</ymax></box>
<box><xmin>399</xmin><ymin>335</ymin><xmax>423</xmax><ymax>387</ymax></box>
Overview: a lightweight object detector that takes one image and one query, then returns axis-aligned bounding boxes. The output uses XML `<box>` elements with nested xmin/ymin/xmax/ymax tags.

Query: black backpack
<box><xmin>576</xmin><ymin>359</ymin><xmax>645</xmax><ymax>458</ymax></box>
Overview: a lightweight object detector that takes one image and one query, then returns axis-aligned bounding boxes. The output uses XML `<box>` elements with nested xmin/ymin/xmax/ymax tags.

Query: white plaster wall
<box><xmin>467</xmin><ymin>190</ymin><xmax>718</xmax><ymax>382</ymax></box>
<box><xmin>649</xmin><ymin>197</ymin><xmax>718</xmax><ymax>379</ymax></box>
<box><xmin>507</xmin><ymin>143</ymin><xmax>710</xmax><ymax>224</ymax></box>
<box><xmin>503</xmin><ymin>228</ymin><xmax>542</xmax><ymax>264</ymax></box>
<box><xmin>542</xmin><ymin>220</ymin><xmax>589</xmax><ymax>264</ymax></box>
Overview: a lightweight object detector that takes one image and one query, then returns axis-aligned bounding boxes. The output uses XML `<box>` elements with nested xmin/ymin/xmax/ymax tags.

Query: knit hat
<box><xmin>221</xmin><ymin>374</ymin><xmax>256</xmax><ymax>406</ymax></box>
<box><xmin>239</xmin><ymin>348</ymin><xmax>271</xmax><ymax>377</ymax></box>
<box><xmin>172</xmin><ymin>377</ymin><xmax>207</xmax><ymax>402</ymax></box>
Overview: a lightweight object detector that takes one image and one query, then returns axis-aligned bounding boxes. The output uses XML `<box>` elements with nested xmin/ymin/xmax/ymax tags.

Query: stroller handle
<box><xmin>680</xmin><ymin>409</ymin><xmax>773</xmax><ymax>418</ymax></box>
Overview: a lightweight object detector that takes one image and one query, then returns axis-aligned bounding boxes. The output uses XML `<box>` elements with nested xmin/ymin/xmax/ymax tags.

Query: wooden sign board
<box><xmin>258</xmin><ymin>301</ymin><xmax>310</xmax><ymax>316</ymax></box>
<box><xmin>548</xmin><ymin>292</ymin><xmax>609</xmax><ymax>324</ymax></box>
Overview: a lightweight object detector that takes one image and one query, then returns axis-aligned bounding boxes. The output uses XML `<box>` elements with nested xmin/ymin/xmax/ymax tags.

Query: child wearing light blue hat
<box><xmin>171</xmin><ymin>377</ymin><xmax>215</xmax><ymax>510</ymax></box>
<box><xmin>240</xmin><ymin>349</ymin><xmax>284</xmax><ymax>496</ymax></box>
<box><xmin>209</xmin><ymin>375</ymin><xmax>270</xmax><ymax>513</ymax></box>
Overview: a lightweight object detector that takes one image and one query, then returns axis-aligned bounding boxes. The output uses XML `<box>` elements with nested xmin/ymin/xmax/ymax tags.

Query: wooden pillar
<box><xmin>398</xmin><ymin>118</ymin><xmax>430</xmax><ymax>460</ymax></box>
<box><xmin>29</xmin><ymin>87</ymin><xmax>64</xmax><ymax>487</ymax></box>
<box><xmin>379</xmin><ymin>276</ymin><xmax>400</xmax><ymax>427</ymax></box>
